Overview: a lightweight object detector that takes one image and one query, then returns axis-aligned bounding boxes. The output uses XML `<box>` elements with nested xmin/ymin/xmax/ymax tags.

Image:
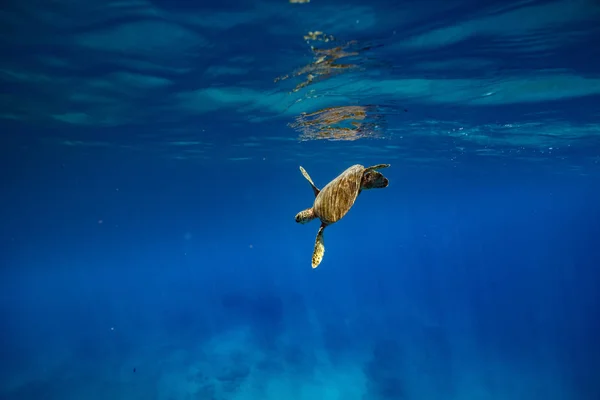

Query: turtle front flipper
<box><xmin>299</xmin><ymin>166</ymin><xmax>320</xmax><ymax>197</ymax></box>
<box><xmin>312</xmin><ymin>223</ymin><xmax>326</xmax><ymax>269</ymax></box>
<box><xmin>364</xmin><ymin>163</ymin><xmax>390</xmax><ymax>172</ymax></box>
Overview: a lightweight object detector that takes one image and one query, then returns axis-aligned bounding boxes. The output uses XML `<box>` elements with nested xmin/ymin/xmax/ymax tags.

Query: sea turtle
<box><xmin>295</xmin><ymin>163</ymin><xmax>390</xmax><ymax>268</ymax></box>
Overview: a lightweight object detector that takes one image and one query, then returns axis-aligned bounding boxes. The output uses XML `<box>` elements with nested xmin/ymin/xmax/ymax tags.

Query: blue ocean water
<box><xmin>1</xmin><ymin>0</ymin><xmax>600</xmax><ymax>399</ymax></box>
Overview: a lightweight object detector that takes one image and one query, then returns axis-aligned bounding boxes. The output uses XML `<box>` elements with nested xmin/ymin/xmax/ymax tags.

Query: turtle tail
<box><xmin>312</xmin><ymin>223</ymin><xmax>326</xmax><ymax>269</ymax></box>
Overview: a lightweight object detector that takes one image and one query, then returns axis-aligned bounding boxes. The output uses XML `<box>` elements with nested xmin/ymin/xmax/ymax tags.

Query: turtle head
<box><xmin>295</xmin><ymin>208</ymin><xmax>315</xmax><ymax>224</ymax></box>
<box><xmin>362</xmin><ymin>170</ymin><xmax>389</xmax><ymax>189</ymax></box>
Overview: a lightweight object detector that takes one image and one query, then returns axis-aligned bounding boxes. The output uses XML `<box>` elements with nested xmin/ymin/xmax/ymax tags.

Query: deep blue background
<box><xmin>2</xmin><ymin>138</ymin><xmax>599</xmax><ymax>398</ymax></box>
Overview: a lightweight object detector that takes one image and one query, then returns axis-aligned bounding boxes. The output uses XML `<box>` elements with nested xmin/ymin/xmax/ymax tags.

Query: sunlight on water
<box><xmin>1</xmin><ymin>0</ymin><xmax>593</xmax><ymax>169</ymax></box>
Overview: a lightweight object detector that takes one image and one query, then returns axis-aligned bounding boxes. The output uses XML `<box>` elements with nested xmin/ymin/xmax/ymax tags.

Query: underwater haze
<box><xmin>1</xmin><ymin>0</ymin><xmax>600</xmax><ymax>399</ymax></box>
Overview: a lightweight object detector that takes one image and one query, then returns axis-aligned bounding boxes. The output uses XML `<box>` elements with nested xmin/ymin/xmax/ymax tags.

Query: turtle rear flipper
<box><xmin>299</xmin><ymin>166</ymin><xmax>320</xmax><ymax>197</ymax></box>
<box><xmin>295</xmin><ymin>208</ymin><xmax>315</xmax><ymax>224</ymax></box>
<box><xmin>312</xmin><ymin>223</ymin><xmax>326</xmax><ymax>269</ymax></box>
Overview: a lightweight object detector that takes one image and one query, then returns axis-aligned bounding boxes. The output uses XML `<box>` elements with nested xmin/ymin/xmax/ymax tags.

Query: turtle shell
<box><xmin>313</xmin><ymin>164</ymin><xmax>365</xmax><ymax>224</ymax></box>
